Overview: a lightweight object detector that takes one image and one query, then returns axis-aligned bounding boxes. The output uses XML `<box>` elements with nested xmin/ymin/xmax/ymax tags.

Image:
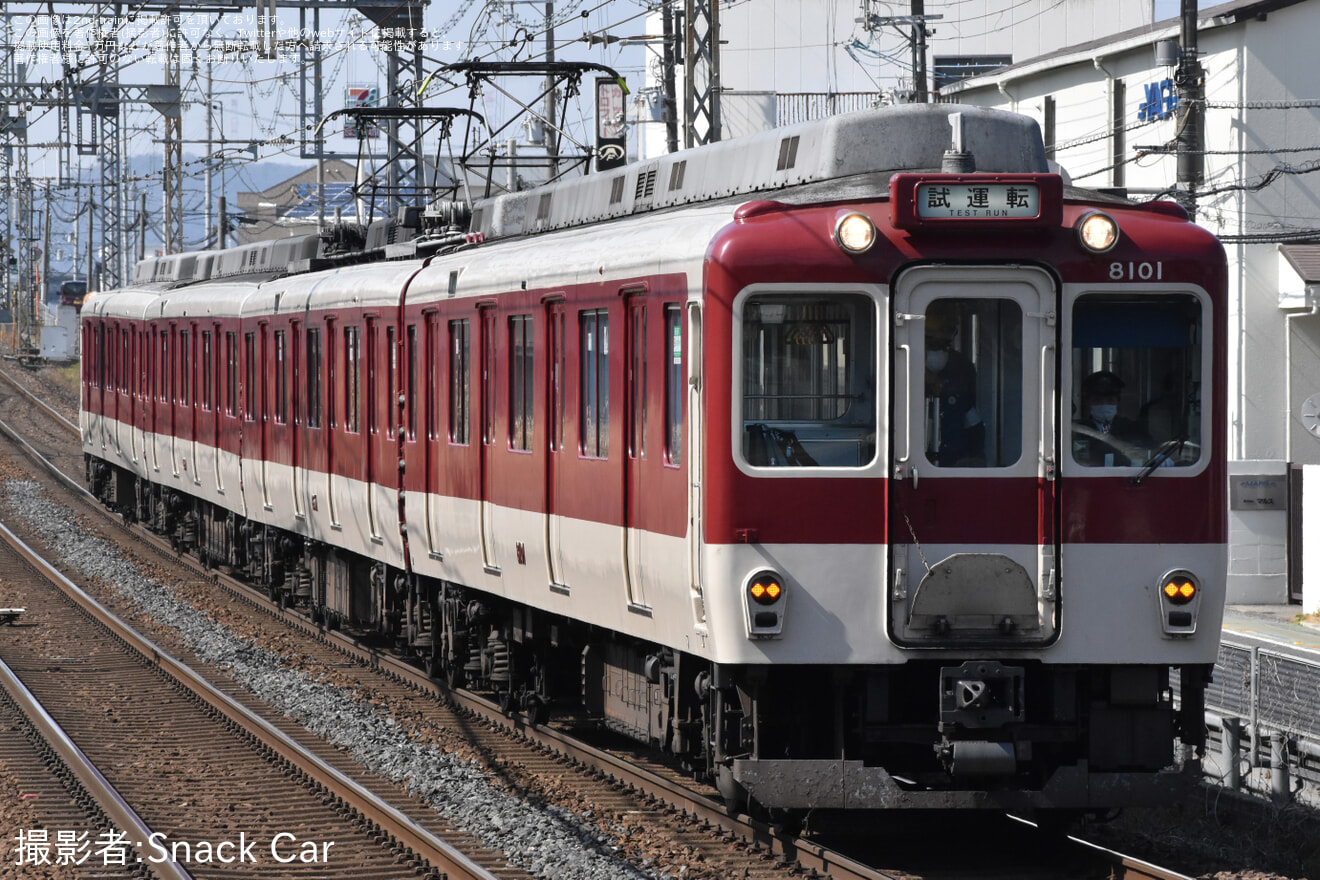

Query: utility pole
<box><xmin>42</xmin><ymin>188</ymin><xmax>51</xmax><ymax>307</ymax></box>
<box><xmin>911</xmin><ymin>0</ymin><xmax>929</xmax><ymax>102</ymax></box>
<box><xmin>545</xmin><ymin>2</ymin><xmax>559</xmax><ymax>177</ymax></box>
<box><xmin>860</xmin><ymin>4</ymin><xmax>941</xmax><ymax>102</ymax></box>
<box><xmin>661</xmin><ymin>3</ymin><xmax>679</xmax><ymax>154</ymax></box>
<box><xmin>1175</xmin><ymin>0</ymin><xmax>1205</xmax><ymax>220</ymax></box>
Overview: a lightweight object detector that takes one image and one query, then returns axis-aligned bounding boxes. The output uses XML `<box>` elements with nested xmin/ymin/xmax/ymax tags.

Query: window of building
<box><xmin>932</xmin><ymin>55</ymin><xmax>1012</xmax><ymax>91</ymax></box>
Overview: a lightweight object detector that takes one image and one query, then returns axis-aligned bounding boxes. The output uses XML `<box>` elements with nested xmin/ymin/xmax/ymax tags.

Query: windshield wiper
<box><xmin>1129</xmin><ymin>437</ymin><xmax>1185</xmax><ymax>486</ymax></box>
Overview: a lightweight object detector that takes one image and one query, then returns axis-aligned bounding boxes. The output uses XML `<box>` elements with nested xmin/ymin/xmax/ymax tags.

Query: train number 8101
<box><xmin>1110</xmin><ymin>261</ymin><xmax>1164</xmax><ymax>281</ymax></box>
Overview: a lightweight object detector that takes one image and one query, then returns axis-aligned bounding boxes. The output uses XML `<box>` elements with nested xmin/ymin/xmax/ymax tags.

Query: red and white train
<box><xmin>81</xmin><ymin>104</ymin><xmax>1226</xmax><ymax>818</ymax></box>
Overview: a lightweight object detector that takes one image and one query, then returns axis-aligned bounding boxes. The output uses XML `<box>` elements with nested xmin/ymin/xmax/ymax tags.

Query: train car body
<box><xmin>81</xmin><ymin>104</ymin><xmax>1227</xmax><ymax>817</ymax></box>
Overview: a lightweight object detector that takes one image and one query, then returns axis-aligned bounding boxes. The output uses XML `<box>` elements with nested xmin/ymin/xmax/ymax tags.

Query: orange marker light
<box><xmin>749</xmin><ymin>574</ymin><xmax>784</xmax><ymax>606</ymax></box>
<box><xmin>1162</xmin><ymin>576</ymin><xmax>1197</xmax><ymax>605</ymax></box>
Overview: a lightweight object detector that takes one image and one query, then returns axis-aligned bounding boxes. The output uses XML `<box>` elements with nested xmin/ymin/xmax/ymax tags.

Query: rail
<box><xmin>0</xmin><ymin>652</ymin><xmax>194</xmax><ymax>880</ymax></box>
<box><xmin>0</xmin><ymin>519</ymin><xmax>503</xmax><ymax>880</ymax></box>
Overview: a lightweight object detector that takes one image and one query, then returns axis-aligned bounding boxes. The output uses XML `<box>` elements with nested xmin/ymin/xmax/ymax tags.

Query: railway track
<box><xmin>0</xmin><ymin>362</ymin><xmax>1222</xmax><ymax>880</ymax></box>
<box><xmin>0</xmin><ymin>516</ymin><xmax>530</xmax><ymax>880</ymax></box>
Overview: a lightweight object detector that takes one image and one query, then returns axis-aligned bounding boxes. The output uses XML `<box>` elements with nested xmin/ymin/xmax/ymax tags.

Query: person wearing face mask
<box><xmin>1072</xmin><ymin>370</ymin><xmax>1151</xmax><ymax>466</ymax></box>
<box><xmin>924</xmin><ymin>303</ymin><xmax>985</xmax><ymax>467</ymax></box>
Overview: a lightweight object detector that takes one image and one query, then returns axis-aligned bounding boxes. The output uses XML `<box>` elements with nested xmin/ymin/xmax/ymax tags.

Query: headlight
<box><xmin>1076</xmin><ymin>211</ymin><xmax>1119</xmax><ymax>253</ymax></box>
<box><xmin>834</xmin><ymin>213</ymin><xmax>876</xmax><ymax>254</ymax></box>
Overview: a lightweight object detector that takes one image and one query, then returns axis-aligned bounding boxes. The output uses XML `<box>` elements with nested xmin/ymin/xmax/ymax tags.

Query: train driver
<box><xmin>1072</xmin><ymin>370</ymin><xmax>1152</xmax><ymax>466</ymax></box>
<box><xmin>924</xmin><ymin>301</ymin><xmax>986</xmax><ymax>467</ymax></box>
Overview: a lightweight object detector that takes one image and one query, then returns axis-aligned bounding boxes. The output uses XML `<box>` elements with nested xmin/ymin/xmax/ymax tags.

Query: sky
<box><xmin>5</xmin><ymin>0</ymin><xmax>1206</xmax><ymax>266</ymax></box>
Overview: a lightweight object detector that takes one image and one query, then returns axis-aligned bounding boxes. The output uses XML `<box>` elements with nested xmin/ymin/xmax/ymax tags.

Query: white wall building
<box><xmin>639</xmin><ymin>0</ymin><xmax>1160</xmax><ymax>157</ymax></box>
<box><xmin>635</xmin><ymin>0</ymin><xmax>1320</xmax><ymax>606</ymax></box>
<box><xmin>942</xmin><ymin>0</ymin><xmax>1320</xmax><ymax>606</ymax></box>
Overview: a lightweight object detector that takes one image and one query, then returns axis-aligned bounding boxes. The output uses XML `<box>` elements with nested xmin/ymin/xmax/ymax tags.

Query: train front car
<box><xmin>698</xmin><ymin>108</ymin><xmax>1226</xmax><ymax>816</ymax></box>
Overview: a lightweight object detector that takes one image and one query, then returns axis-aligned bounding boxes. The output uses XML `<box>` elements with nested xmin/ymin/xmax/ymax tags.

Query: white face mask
<box><xmin>926</xmin><ymin>350</ymin><xmax>949</xmax><ymax>372</ymax></box>
<box><xmin>1090</xmin><ymin>404</ymin><xmax>1118</xmax><ymax>424</ymax></box>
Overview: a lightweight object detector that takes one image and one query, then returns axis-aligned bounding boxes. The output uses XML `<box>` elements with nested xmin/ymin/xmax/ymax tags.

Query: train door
<box><xmin>130</xmin><ymin>328</ymin><xmax>142</xmax><ymax>464</ymax></box>
<box><xmin>624</xmin><ymin>293</ymin><xmax>650</xmax><ymax>609</ymax></box>
<box><xmin>187</xmin><ymin>323</ymin><xmax>200</xmax><ymax>484</ymax></box>
<box><xmin>291</xmin><ymin>322</ymin><xmax>305</xmax><ymax>517</ymax></box>
<box><xmin>365</xmin><ymin>317</ymin><xmax>380</xmax><ymax>539</ymax></box>
<box><xmin>889</xmin><ymin>265</ymin><xmax>1059</xmax><ymax>645</ymax></box>
<box><xmin>147</xmin><ymin>329</ymin><xmax>157</xmax><ymax>468</ymax></box>
<box><xmin>156</xmin><ymin>328</ymin><xmax>167</xmax><ymax>474</ymax></box>
<box><xmin>422</xmin><ymin>317</ymin><xmax>441</xmax><ymax>554</ymax></box>
<box><xmin>545</xmin><ymin>300</ymin><xmax>568</xmax><ymax>590</ymax></box>
<box><xmin>259</xmin><ymin>324</ymin><xmax>271</xmax><ymax>508</ymax></box>
<box><xmin>685</xmin><ymin>303</ymin><xmax>704</xmax><ymax>623</ymax></box>
<box><xmin>326</xmin><ymin>318</ymin><xmax>339</xmax><ymax>526</ymax></box>
<box><xmin>479</xmin><ymin>306</ymin><xmax>498</xmax><ymax>570</ymax></box>
<box><xmin>168</xmin><ymin>323</ymin><xmax>179</xmax><ymax>474</ymax></box>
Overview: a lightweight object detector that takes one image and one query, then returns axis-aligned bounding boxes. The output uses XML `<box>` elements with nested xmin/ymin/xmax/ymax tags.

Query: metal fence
<box><xmin>1203</xmin><ymin>637</ymin><xmax>1320</xmax><ymax>805</ymax></box>
<box><xmin>775</xmin><ymin>92</ymin><xmax>881</xmax><ymax>127</ymax></box>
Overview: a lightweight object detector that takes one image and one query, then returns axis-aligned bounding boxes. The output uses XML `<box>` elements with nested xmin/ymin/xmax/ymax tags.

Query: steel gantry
<box><xmin>1</xmin><ymin>0</ymin><xmax>428</xmax><ymax>289</ymax></box>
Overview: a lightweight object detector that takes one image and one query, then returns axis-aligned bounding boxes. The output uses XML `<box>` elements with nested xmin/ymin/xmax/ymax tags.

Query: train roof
<box><xmin>466</xmin><ymin>104</ymin><xmax>1048</xmax><ymax>242</ymax></box>
<box><xmin>123</xmin><ymin>104</ymin><xmax>1053</xmax><ymax>295</ymax></box>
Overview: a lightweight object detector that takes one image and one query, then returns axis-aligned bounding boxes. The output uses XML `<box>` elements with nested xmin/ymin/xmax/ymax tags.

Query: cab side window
<box><xmin>1071</xmin><ymin>294</ymin><xmax>1203</xmax><ymax>469</ymax></box>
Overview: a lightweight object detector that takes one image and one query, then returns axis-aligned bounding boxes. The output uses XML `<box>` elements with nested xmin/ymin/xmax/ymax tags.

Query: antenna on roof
<box><xmin>942</xmin><ymin>112</ymin><xmax>976</xmax><ymax>173</ymax></box>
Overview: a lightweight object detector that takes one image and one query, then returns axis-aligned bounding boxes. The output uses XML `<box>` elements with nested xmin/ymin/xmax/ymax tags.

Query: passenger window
<box><xmin>923</xmin><ymin>297</ymin><xmax>1022</xmax><ymax>469</ymax></box>
<box><xmin>1071</xmin><ymin>294</ymin><xmax>1203</xmax><ymax>469</ymax></box>
<box><xmin>664</xmin><ymin>305</ymin><xmax>683</xmax><ymax>466</ymax></box>
<box><xmin>740</xmin><ymin>292</ymin><xmax>876</xmax><ymax>468</ymax></box>
<box><xmin>509</xmin><ymin>314</ymin><xmax>534</xmax><ymax>450</ymax></box>
<box><xmin>306</xmin><ymin>328</ymin><xmax>322</xmax><ymax>429</ymax></box>
<box><xmin>274</xmin><ymin>330</ymin><xmax>287</xmax><ymax>424</ymax></box>
<box><xmin>449</xmin><ymin>319</ymin><xmax>470</xmax><ymax>444</ymax></box>
<box><xmin>581</xmin><ymin>309</ymin><xmax>610</xmax><ymax>458</ymax></box>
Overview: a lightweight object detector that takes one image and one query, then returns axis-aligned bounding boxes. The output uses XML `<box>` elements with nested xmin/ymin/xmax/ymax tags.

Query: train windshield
<box><xmin>741</xmin><ymin>291</ymin><xmax>877</xmax><ymax>468</ymax></box>
<box><xmin>1070</xmin><ymin>294</ymin><xmax>1203</xmax><ymax>469</ymax></box>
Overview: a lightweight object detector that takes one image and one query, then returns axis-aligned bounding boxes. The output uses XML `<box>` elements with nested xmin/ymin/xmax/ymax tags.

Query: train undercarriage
<box><xmin>88</xmin><ymin>455</ymin><xmax>1211</xmax><ymax>816</ymax></box>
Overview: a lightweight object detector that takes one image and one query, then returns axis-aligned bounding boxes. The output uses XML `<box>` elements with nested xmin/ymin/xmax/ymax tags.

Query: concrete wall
<box><xmin>1306</xmin><ymin>465</ymin><xmax>1320</xmax><ymax>613</ymax></box>
<box><xmin>1228</xmin><ymin>461</ymin><xmax>1290</xmax><ymax>604</ymax></box>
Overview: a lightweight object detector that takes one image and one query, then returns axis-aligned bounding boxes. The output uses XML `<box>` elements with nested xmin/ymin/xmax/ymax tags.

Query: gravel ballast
<box><xmin>3</xmin><ymin>479</ymin><xmax>662</xmax><ymax>880</ymax></box>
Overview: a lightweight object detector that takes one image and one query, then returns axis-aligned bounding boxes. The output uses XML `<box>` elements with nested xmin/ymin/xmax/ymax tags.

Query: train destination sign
<box><xmin>888</xmin><ymin>173</ymin><xmax>1063</xmax><ymax>229</ymax></box>
<box><xmin>916</xmin><ymin>182</ymin><xmax>1039</xmax><ymax>219</ymax></box>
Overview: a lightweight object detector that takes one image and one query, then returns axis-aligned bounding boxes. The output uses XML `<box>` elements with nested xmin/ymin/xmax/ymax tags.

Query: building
<box><xmin>632</xmin><ymin>0</ymin><xmax>1320</xmax><ymax>606</ymax></box>
<box><xmin>234</xmin><ymin>159</ymin><xmax>360</xmax><ymax>244</ymax></box>
<box><xmin>638</xmin><ymin>0</ymin><xmax>1158</xmax><ymax>157</ymax></box>
<box><xmin>935</xmin><ymin>0</ymin><xmax>1320</xmax><ymax>606</ymax></box>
